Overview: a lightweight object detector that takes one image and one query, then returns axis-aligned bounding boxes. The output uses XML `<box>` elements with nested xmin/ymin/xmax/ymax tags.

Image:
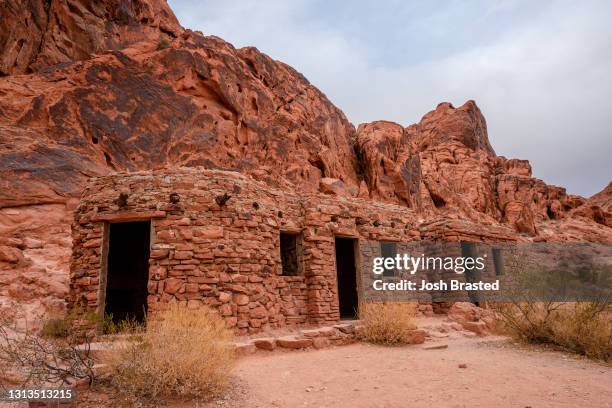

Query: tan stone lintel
<box><xmin>92</xmin><ymin>210</ymin><xmax>166</xmax><ymax>222</ymax></box>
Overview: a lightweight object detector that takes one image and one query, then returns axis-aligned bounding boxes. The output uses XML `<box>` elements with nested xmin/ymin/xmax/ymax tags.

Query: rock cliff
<box><xmin>0</xmin><ymin>0</ymin><xmax>182</xmax><ymax>75</ymax></box>
<box><xmin>354</xmin><ymin>101</ymin><xmax>611</xmax><ymax>241</ymax></box>
<box><xmin>0</xmin><ymin>0</ymin><xmax>610</xmax><ymax>326</ymax></box>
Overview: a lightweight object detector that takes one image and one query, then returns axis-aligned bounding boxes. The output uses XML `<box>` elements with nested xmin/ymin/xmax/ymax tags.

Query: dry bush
<box><xmin>359</xmin><ymin>301</ymin><xmax>417</xmax><ymax>345</ymax></box>
<box><xmin>104</xmin><ymin>304</ymin><xmax>235</xmax><ymax>401</ymax></box>
<box><xmin>40</xmin><ymin>308</ymin><xmax>97</xmax><ymax>339</ymax></box>
<box><xmin>495</xmin><ymin>301</ymin><xmax>611</xmax><ymax>361</ymax></box>
<box><xmin>0</xmin><ymin>315</ymin><xmax>96</xmax><ymax>388</ymax></box>
<box><xmin>40</xmin><ymin>317</ymin><xmax>72</xmax><ymax>339</ymax></box>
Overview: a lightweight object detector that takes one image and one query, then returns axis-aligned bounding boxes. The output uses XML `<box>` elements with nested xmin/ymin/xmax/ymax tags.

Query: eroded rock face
<box><xmin>0</xmin><ymin>0</ymin><xmax>182</xmax><ymax>75</ymax></box>
<box><xmin>0</xmin><ymin>204</ymin><xmax>72</xmax><ymax>330</ymax></box>
<box><xmin>572</xmin><ymin>182</ymin><xmax>612</xmax><ymax>228</ymax></box>
<box><xmin>0</xmin><ymin>33</ymin><xmax>359</xmax><ymax>208</ymax></box>
<box><xmin>355</xmin><ymin>101</ymin><xmax>610</xmax><ymax>241</ymax></box>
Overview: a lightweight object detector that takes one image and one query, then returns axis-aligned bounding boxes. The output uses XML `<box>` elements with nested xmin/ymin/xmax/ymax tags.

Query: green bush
<box><xmin>157</xmin><ymin>38</ymin><xmax>171</xmax><ymax>50</ymax></box>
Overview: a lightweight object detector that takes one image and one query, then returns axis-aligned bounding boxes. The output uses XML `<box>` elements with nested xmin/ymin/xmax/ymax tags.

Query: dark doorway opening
<box><xmin>105</xmin><ymin>221</ymin><xmax>151</xmax><ymax>323</ymax></box>
<box><xmin>280</xmin><ymin>232</ymin><xmax>301</xmax><ymax>276</ymax></box>
<box><xmin>380</xmin><ymin>241</ymin><xmax>398</xmax><ymax>277</ymax></box>
<box><xmin>335</xmin><ymin>237</ymin><xmax>358</xmax><ymax>319</ymax></box>
<box><xmin>460</xmin><ymin>241</ymin><xmax>481</xmax><ymax>307</ymax></box>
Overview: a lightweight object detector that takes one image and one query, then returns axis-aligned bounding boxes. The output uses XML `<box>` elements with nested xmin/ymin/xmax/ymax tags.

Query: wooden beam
<box><xmin>92</xmin><ymin>210</ymin><xmax>166</xmax><ymax>222</ymax></box>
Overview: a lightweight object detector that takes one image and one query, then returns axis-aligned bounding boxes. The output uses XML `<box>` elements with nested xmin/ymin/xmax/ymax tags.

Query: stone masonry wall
<box><xmin>69</xmin><ymin>168</ymin><xmax>519</xmax><ymax>334</ymax></box>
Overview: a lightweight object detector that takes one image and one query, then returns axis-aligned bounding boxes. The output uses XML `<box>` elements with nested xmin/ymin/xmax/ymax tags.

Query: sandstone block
<box><xmin>151</xmin><ymin>265</ymin><xmax>167</xmax><ymax>280</ymax></box>
<box><xmin>317</xmin><ymin>327</ymin><xmax>337</xmax><ymax>337</ymax></box>
<box><xmin>219</xmin><ymin>303</ymin><xmax>232</xmax><ymax>316</ymax></box>
<box><xmin>276</xmin><ymin>336</ymin><xmax>313</xmax><ymax>349</ymax></box>
<box><xmin>185</xmin><ymin>283</ymin><xmax>198</xmax><ymax>293</ymax></box>
<box><xmin>301</xmin><ymin>329</ymin><xmax>320</xmax><ymax>338</ymax></box>
<box><xmin>83</xmin><ymin>239</ymin><xmax>101</xmax><ymax>248</ymax></box>
<box><xmin>164</xmin><ymin>278</ymin><xmax>183</xmax><ymax>294</ymax></box>
<box><xmin>150</xmin><ymin>249</ymin><xmax>169</xmax><ymax>259</ymax></box>
<box><xmin>461</xmin><ymin>321</ymin><xmax>488</xmax><ymax>336</ymax></box>
<box><xmin>405</xmin><ymin>329</ymin><xmax>427</xmax><ymax>344</ymax></box>
<box><xmin>253</xmin><ymin>338</ymin><xmax>276</xmax><ymax>351</ymax></box>
<box><xmin>199</xmin><ymin>227</ymin><xmax>224</xmax><ymax>239</ymax></box>
<box><xmin>448</xmin><ymin>302</ymin><xmax>479</xmax><ymax>324</ymax></box>
<box><xmin>234</xmin><ymin>294</ymin><xmax>249</xmax><ymax>306</ymax></box>
<box><xmin>333</xmin><ymin>323</ymin><xmax>355</xmax><ymax>334</ymax></box>
<box><xmin>249</xmin><ymin>306</ymin><xmax>267</xmax><ymax>319</ymax></box>
<box><xmin>173</xmin><ymin>250</ymin><xmax>193</xmax><ymax>260</ymax></box>
<box><xmin>234</xmin><ymin>341</ymin><xmax>256</xmax><ymax>356</ymax></box>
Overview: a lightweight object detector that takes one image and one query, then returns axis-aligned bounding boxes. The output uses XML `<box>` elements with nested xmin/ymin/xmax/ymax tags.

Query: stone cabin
<box><xmin>69</xmin><ymin>168</ymin><xmax>517</xmax><ymax>334</ymax></box>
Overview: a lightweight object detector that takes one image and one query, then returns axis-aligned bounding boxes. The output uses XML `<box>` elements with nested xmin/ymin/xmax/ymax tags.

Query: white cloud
<box><xmin>169</xmin><ymin>0</ymin><xmax>612</xmax><ymax>196</ymax></box>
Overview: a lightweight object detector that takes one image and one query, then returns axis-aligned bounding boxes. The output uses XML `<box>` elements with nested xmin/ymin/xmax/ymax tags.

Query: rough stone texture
<box><xmin>355</xmin><ymin>101</ymin><xmax>611</xmax><ymax>242</ymax></box>
<box><xmin>0</xmin><ymin>0</ymin><xmax>182</xmax><ymax>75</ymax></box>
<box><xmin>0</xmin><ymin>32</ymin><xmax>358</xmax><ymax>210</ymax></box>
<box><xmin>0</xmin><ymin>0</ymin><xmax>610</xmax><ymax>327</ymax></box>
<box><xmin>447</xmin><ymin>302</ymin><xmax>494</xmax><ymax>336</ymax></box>
<box><xmin>69</xmin><ymin>169</ymin><xmax>428</xmax><ymax>333</ymax></box>
<box><xmin>234</xmin><ymin>341</ymin><xmax>257</xmax><ymax>356</ymax></box>
<box><xmin>276</xmin><ymin>336</ymin><xmax>313</xmax><ymax>350</ymax></box>
<box><xmin>69</xmin><ymin>169</ymin><xmax>525</xmax><ymax>334</ymax></box>
<box><xmin>253</xmin><ymin>338</ymin><xmax>276</xmax><ymax>351</ymax></box>
<box><xmin>405</xmin><ymin>329</ymin><xmax>427</xmax><ymax>344</ymax></box>
<box><xmin>235</xmin><ymin>321</ymin><xmax>363</xmax><ymax>353</ymax></box>
<box><xmin>571</xmin><ymin>182</ymin><xmax>612</xmax><ymax>228</ymax></box>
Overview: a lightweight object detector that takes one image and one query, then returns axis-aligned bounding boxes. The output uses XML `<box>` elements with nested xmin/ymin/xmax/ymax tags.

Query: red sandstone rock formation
<box><xmin>0</xmin><ymin>34</ymin><xmax>359</xmax><ymax>208</ymax></box>
<box><xmin>0</xmin><ymin>0</ymin><xmax>182</xmax><ymax>75</ymax></box>
<box><xmin>0</xmin><ymin>0</ymin><xmax>610</xmax><ymax>325</ymax></box>
<box><xmin>572</xmin><ymin>182</ymin><xmax>612</xmax><ymax>228</ymax></box>
<box><xmin>355</xmin><ymin>101</ymin><xmax>611</xmax><ymax>241</ymax></box>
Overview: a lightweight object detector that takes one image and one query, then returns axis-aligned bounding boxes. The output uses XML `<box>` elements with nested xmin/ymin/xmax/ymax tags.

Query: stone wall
<box><xmin>70</xmin><ymin>168</ymin><xmax>519</xmax><ymax>334</ymax></box>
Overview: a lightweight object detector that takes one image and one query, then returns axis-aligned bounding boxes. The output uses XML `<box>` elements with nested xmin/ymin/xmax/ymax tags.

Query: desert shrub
<box><xmin>104</xmin><ymin>304</ymin><xmax>235</xmax><ymax>401</ymax></box>
<box><xmin>101</xmin><ymin>312</ymin><xmax>117</xmax><ymax>335</ymax></box>
<box><xmin>41</xmin><ymin>309</ymin><xmax>98</xmax><ymax>339</ymax></box>
<box><xmin>495</xmin><ymin>301</ymin><xmax>611</xmax><ymax>361</ymax></box>
<box><xmin>100</xmin><ymin>313</ymin><xmax>144</xmax><ymax>336</ymax></box>
<box><xmin>41</xmin><ymin>317</ymin><xmax>72</xmax><ymax>339</ymax></box>
<box><xmin>0</xmin><ymin>315</ymin><xmax>96</xmax><ymax>387</ymax></box>
<box><xmin>157</xmin><ymin>38</ymin><xmax>171</xmax><ymax>50</ymax></box>
<box><xmin>359</xmin><ymin>301</ymin><xmax>417</xmax><ymax>345</ymax></box>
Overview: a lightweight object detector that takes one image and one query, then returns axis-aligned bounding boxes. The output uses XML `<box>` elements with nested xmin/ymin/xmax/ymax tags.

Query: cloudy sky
<box><xmin>168</xmin><ymin>0</ymin><xmax>611</xmax><ymax>197</ymax></box>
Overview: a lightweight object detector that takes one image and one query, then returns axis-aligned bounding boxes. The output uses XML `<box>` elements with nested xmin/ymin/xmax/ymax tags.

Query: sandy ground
<box><xmin>5</xmin><ymin>327</ymin><xmax>609</xmax><ymax>407</ymax></box>
<box><xmin>229</xmin><ymin>336</ymin><xmax>612</xmax><ymax>408</ymax></box>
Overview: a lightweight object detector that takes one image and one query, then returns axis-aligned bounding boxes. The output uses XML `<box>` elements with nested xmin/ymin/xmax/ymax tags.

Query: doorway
<box><xmin>334</xmin><ymin>237</ymin><xmax>358</xmax><ymax>319</ymax></box>
<box><xmin>105</xmin><ymin>221</ymin><xmax>151</xmax><ymax>323</ymax></box>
